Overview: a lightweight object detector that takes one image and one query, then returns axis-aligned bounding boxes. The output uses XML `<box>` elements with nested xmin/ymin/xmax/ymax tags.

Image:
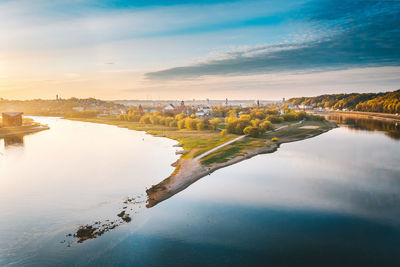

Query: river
<box><xmin>1</xmin><ymin>116</ymin><xmax>400</xmax><ymax>266</ymax></box>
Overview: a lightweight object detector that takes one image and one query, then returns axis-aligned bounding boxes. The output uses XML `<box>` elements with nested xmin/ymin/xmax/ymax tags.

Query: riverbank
<box><xmin>147</xmin><ymin>119</ymin><xmax>335</xmax><ymax>207</ymax></box>
<box><xmin>0</xmin><ymin>119</ymin><xmax>49</xmax><ymax>139</ymax></box>
<box><xmin>66</xmin><ymin>116</ymin><xmax>335</xmax><ymax>207</ymax></box>
<box><xmin>313</xmin><ymin>110</ymin><xmax>400</xmax><ymax>122</ymax></box>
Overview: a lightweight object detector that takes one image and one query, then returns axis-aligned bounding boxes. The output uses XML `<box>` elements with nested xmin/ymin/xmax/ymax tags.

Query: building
<box><xmin>2</xmin><ymin>112</ymin><xmax>23</xmax><ymax>127</ymax></box>
<box><xmin>195</xmin><ymin>105</ymin><xmax>212</xmax><ymax>117</ymax></box>
<box><xmin>138</xmin><ymin>104</ymin><xmax>144</xmax><ymax>113</ymax></box>
<box><xmin>164</xmin><ymin>104</ymin><xmax>176</xmax><ymax>111</ymax></box>
<box><xmin>163</xmin><ymin>101</ymin><xmax>187</xmax><ymax>114</ymax></box>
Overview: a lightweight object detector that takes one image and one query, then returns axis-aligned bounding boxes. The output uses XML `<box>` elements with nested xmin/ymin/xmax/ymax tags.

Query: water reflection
<box><xmin>3</xmin><ymin>135</ymin><xmax>24</xmax><ymax>148</ymax></box>
<box><xmin>325</xmin><ymin>114</ymin><xmax>400</xmax><ymax>140</ymax></box>
<box><xmin>0</xmin><ymin>117</ymin><xmax>179</xmax><ymax>266</ymax></box>
<box><xmin>89</xmin><ymin>125</ymin><xmax>400</xmax><ymax>266</ymax></box>
<box><xmin>1</xmin><ymin>116</ymin><xmax>400</xmax><ymax>266</ymax></box>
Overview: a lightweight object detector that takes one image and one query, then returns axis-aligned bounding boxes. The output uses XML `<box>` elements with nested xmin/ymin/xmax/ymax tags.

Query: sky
<box><xmin>0</xmin><ymin>0</ymin><xmax>399</xmax><ymax>100</ymax></box>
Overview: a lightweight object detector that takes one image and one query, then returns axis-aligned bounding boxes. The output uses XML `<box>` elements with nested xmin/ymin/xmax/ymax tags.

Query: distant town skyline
<box><xmin>1</xmin><ymin>0</ymin><xmax>399</xmax><ymax>100</ymax></box>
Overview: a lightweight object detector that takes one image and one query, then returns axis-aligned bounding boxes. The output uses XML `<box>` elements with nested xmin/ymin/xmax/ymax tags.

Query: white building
<box><xmin>164</xmin><ymin>104</ymin><xmax>175</xmax><ymax>111</ymax></box>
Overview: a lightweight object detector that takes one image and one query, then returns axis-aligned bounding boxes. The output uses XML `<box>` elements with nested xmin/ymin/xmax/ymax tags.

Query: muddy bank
<box><xmin>146</xmin><ymin>144</ymin><xmax>278</xmax><ymax>208</ymax></box>
<box><xmin>146</xmin><ymin>122</ymin><xmax>336</xmax><ymax>208</ymax></box>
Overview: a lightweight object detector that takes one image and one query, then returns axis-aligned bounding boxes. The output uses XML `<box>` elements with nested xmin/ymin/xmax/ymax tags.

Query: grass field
<box><xmin>200</xmin><ymin>120</ymin><xmax>334</xmax><ymax>165</ymax></box>
<box><xmin>67</xmin><ymin>117</ymin><xmax>335</xmax><ymax>165</ymax></box>
<box><xmin>67</xmin><ymin>117</ymin><xmax>237</xmax><ymax>159</ymax></box>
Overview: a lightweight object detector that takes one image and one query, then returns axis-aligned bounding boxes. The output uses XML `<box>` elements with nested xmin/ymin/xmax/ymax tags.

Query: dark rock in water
<box><xmin>117</xmin><ymin>210</ymin><xmax>125</xmax><ymax>218</ymax></box>
<box><xmin>122</xmin><ymin>215</ymin><xmax>132</xmax><ymax>223</ymax></box>
<box><xmin>74</xmin><ymin>225</ymin><xmax>98</xmax><ymax>243</ymax></box>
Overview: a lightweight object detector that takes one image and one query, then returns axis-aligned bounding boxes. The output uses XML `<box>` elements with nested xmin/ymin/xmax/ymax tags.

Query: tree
<box><xmin>177</xmin><ymin>119</ymin><xmax>185</xmax><ymax>129</ymax></box>
<box><xmin>169</xmin><ymin>119</ymin><xmax>178</xmax><ymax>127</ymax></box>
<box><xmin>139</xmin><ymin>115</ymin><xmax>151</xmax><ymax>124</ymax></box>
<box><xmin>251</xmin><ymin>119</ymin><xmax>261</xmax><ymax>127</ymax></box>
<box><xmin>175</xmin><ymin>113</ymin><xmax>186</xmax><ymax>120</ymax></box>
<box><xmin>259</xmin><ymin>120</ymin><xmax>272</xmax><ymax>132</ymax></box>
<box><xmin>243</xmin><ymin>126</ymin><xmax>259</xmax><ymax>137</ymax></box>
<box><xmin>209</xmin><ymin>118</ymin><xmax>221</xmax><ymax>130</ymax></box>
<box><xmin>196</xmin><ymin>121</ymin><xmax>205</xmax><ymax>131</ymax></box>
<box><xmin>267</xmin><ymin>115</ymin><xmax>284</xmax><ymax>123</ymax></box>
<box><xmin>282</xmin><ymin>112</ymin><xmax>297</xmax><ymax>121</ymax></box>
<box><xmin>184</xmin><ymin>117</ymin><xmax>194</xmax><ymax>129</ymax></box>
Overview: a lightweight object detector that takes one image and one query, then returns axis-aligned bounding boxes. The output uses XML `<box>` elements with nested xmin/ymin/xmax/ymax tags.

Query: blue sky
<box><xmin>0</xmin><ymin>0</ymin><xmax>399</xmax><ymax>99</ymax></box>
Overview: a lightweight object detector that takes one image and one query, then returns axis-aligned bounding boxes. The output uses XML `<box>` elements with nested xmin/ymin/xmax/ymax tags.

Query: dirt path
<box><xmin>195</xmin><ymin>120</ymin><xmax>304</xmax><ymax>161</ymax></box>
<box><xmin>195</xmin><ymin>135</ymin><xmax>246</xmax><ymax>160</ymax></box>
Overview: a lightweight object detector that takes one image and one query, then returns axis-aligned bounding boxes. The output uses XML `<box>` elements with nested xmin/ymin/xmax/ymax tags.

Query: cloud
<box><xmin>146</xmin><ymin>0</ymin><xmax>400</xmax><ymax>80</ymax></box>
<box><xmin>0</xmin><ymin>0</ymin><xmax>299</xmax><ymax>51</ymax></box>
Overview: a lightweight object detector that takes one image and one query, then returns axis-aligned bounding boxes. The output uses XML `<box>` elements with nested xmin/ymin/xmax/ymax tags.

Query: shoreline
<box><xmin>0</xmin><ymin>125</ymin><xmax>50</xmax><ymax>139</ymax></box>
<box><xmin>62</xmin><ymin>116</ymin><xmax>336</xmax><ymax>242</ymax></box>
<box><xmin>313</xmin><ymin>110</ymin><xmax>400</xmax><ymax>122</ymax></box>
<box><xmin>146</xmin><ymin>122</ymin><xmax>336</xmax><ymax>207</ymax></box>
<box><xmin>146</xmin><ymin>144</ymin><xmax>278</xmax><ymax>207</ymax></box>
<box><xmin>63</xmin><ymin>117</ymin><xmax>336</xmax><ymax>208</ymax></box>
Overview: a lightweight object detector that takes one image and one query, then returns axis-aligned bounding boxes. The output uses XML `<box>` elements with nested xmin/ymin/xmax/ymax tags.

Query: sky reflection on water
<box><xmin>1</xmin><ymin>116</ymin><xmax>400</xmax><ymax>266</ymax></box>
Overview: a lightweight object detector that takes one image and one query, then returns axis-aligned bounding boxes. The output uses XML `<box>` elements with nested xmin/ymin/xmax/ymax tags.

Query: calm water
<box><xmin>1</xmin><ymin>116</ymin><xmax>400</xmax><ymax>266</ymax></box>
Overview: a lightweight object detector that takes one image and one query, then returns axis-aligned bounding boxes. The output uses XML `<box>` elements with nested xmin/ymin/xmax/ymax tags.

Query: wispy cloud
<box><xmin>1</xmin><ymin>0</ymin><xmax>399</xmax><ymax>99</ymax></box>
<box><xmin>146</xmin><ymin>0</ymin><xmax>400</xmax><ymax>80</ymax></box>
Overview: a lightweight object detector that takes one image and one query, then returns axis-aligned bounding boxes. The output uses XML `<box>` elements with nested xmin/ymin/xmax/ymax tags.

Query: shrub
<box><xmin>175</xmin><ymin>113</ymin><xmax>186</xmax><ymax>121</ymax></box>
<box><xmin>209</xmin><ymin>118</ymin><xmax>221</xmax><ymax>131</ymax></box>
<box><xmin>220</xmin><ymin>129</ymin><xmax>227</xmax><ymax>136</ymax></box>
<box><xmin>184</xmin><ymin>117</ymin><xmax>198</xmax><ymax>130</ymax></box>
<box><xmin>164</xmin><ymin>117</ymin><xmax>174</xmax><ymax>126</ymax></box>
<box><xmin>282</xmin><ymin>112</ymin><xmax>298</xmax><ymax>121</ymax></box>
<box><xmin>259</xmin><ymin>120</ymin><xmax>273</xmax><ymax>132</ymax></box>
<box><xmin>271</xmin><ymin>137</ymin><xmax>279</xmax><ymax>142</ymax></box>
<box><xmin>177</xmin><ymin>119</ymin><xmax>185</xmax><ymax>129</ymax></box>
<box><xmin>306</xmin><ymin>114</ymin><xmax>325</xmax><ymax>121</ymax></box>
<box><xmin>251</xmin><ymin>119</ymin><xmax>261</xmax><ymax>127</ymax></box>
<box><xmin>169</xmin><ymin>119</ymin><xmax>178</xmax><ymax>127</ymax></box>
<box><xmin>251</xmin><ymin>109</ymin><xmax>266</xmax><ymax>120</ymax></box>
<box><xmin>150</xmin><ymin>115</ymin><xmax>160</xmax><ymax>125</ymax></box>
<box><xmin>117</xmin><ymin>114</ymin><xmax>126</xmax><ymax>121</ymax></box>
<box><xmin>243</xmin><ymin>126</ymin><xmax>259</xmax><ymax>137</ymax></box>
<box><xmin>266</xmin><ymin>109</ymin><xmax>279</xmax><ymax>115</ymax></box>
<box><xmin>267</xmin><ymin>115</ymin><xmax>284</xmax><ymax>123</ymax></box>
<box><xmin>139</xmin><ymin>115</ymin><xmax>151</xmax><ymax>124</ymax></box>
<box><xmin>196</xmin><ymin>121</ymin><xmax>205</xmax><ymax>131</ymax></box>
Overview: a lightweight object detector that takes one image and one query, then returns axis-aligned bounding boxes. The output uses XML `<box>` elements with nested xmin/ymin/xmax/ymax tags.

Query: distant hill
<box><xmin>286</xmin><ymin>90</ymin><xmax>400</xmax><ymax>114</ymax></box>
<box><xmin>0</xmin><ymin>98</ymin><xmax>125</xmax><ymax>117</ymax></box>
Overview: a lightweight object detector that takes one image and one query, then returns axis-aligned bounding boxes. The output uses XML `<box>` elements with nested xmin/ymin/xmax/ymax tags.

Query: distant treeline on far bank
<box><xmin>287</xmin><ymin>89</ymin><xmax>400</xmax><ymax>114</ymax></box>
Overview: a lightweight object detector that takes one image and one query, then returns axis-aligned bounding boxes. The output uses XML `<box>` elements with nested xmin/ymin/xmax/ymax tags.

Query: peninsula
<box><xmin>67</xmin><ymin>104</ymin><xmax>336</xmax><ymax>207</ymax></box>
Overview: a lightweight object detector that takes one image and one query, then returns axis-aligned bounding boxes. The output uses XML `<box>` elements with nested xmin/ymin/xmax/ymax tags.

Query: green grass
<box><xmin>201</xmin><ymin>137</ymin><xmax>269</xmax><ymax>165</ymax></box>
<box><xmin>67</xmin><ymin>117</ymin><xmax>238</xmax><ymax>159</ymax></box>
<box><xmin>67</xmin><ymin>117</ymin><xmax>335</xmax><ymax>164</ymax></box>
<box><xmin>201</xmin><ymin>120</ymin><xmax>334</xmax><ymax>165</ymax></box>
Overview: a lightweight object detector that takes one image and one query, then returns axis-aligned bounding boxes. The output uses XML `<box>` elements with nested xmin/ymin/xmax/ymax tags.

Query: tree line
<box><xmin>286</xmin><ymin>89</ymin><xmax>400</xmax><ymax>114</ymax></box>
<box><xmin>118</xmin><ymin>107</ymin><xmax>319</xmax><ymax>138</ymax></box>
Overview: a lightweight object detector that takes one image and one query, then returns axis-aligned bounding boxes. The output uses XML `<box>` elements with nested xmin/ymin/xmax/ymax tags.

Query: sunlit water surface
<box><xmin>1</xmin><ymin>116</ymin><xmax>400</xmax><ymax>266</ymax></box>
